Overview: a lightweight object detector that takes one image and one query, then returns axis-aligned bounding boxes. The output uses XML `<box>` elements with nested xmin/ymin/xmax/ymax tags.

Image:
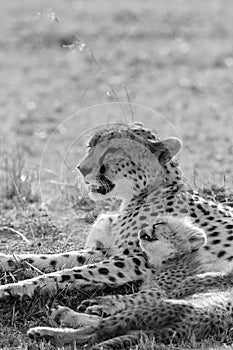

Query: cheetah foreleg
<box><xmin>78</xmin><ymin>286</ymin><xmax>166</xmax><ymax>317</ymax></box>
<box><xmin>0</xmin><ymin>254</ymin><xmax>150</xmax><ymax>300</ymax></box>
<box><xmin>0</xmin><ymin>248</ymin><xmax>105</xmax><ymax>273</ymax></box>
<box><xmin>95</xmin><ymin>297</ymin><xmax>233</xmax><ymax>344</ymax></box>
<box><xmin>51</xmin><ymin>305</ymin><xmax>100</xmax><ymax>328</ymax></box>
<box><xmin>29</xmin><ymin>307</ymin><xmax>144</xmax><ymax>348</ymax></box>
<box><xmin>27</xmin><ymin>325</ymin><xmax>97</xmax><ymax>345</ymax></box>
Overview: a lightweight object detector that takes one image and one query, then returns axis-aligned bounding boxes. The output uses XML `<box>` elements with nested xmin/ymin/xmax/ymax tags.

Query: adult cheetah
<box><xmin>0</xmin><ymin>122</ymin><xmax>232</xmax><ymax>302</ymax></box>
<box><xmin>28</xmin><ymin>215</ymin><xmax>233</xmax><ymax>348</ymax></box>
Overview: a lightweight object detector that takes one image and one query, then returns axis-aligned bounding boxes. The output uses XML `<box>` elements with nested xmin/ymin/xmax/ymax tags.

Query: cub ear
<box><xmin>95</xmin><ymin>240</ymin><xmax>104</xmax><ymax>249</ymax></box>
<box><xmin>188</xmin><ymin>226</ymin><xmax>207</xmax><ymax>251</ymax></box>
<box><xmin>149</xmin><ymin>137</ymin><xmax>182</xmax><ymax>164</ymax></box>
<box><xmin>130</xmin><ymin>121</ymin><xmax>145</xmax><ymax>127</ymax></box>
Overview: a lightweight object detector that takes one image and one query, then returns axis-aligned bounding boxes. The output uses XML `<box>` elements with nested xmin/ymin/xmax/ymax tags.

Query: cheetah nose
<box><xmin>77</xmin><ymin>164</ymin><xmax>92</xmax><ymax>177</ymax></box>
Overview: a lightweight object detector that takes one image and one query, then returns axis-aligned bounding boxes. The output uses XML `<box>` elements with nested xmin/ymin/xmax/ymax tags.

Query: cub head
<box><xmin>139</xmin><ymin>215</ymin><xmax>207</xmax><ymax>267</ymax></box>
<box><xmin>77</xmin><ymin>122</ymin><xmax>182</xmax><ymax>202</ymax></box>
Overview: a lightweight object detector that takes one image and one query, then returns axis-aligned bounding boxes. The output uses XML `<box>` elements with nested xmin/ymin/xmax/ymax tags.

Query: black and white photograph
<box><xmin>0</xmin><ymin>1</ymin><xmax>233</xmax><ymax>349</ymax></box>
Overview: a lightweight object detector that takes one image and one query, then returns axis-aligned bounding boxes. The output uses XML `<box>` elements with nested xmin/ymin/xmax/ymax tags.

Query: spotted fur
<box><xmin>28</xmin><ymin>216</ymin><xmax>233</xmax><ymax>348</ymax></box>
<box><xmin>0</xmin><ymin>122</ymin><xmax>232</xmax><ymax>346</ymax></box>
<box><xmin>85</xmin><ymin>213</ymin><xmax>118</xmax><ymax>252</ymax></box>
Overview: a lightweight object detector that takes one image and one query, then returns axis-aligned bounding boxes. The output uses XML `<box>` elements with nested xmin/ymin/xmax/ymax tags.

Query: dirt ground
<box><xmin>0</xmin><ymin>0</ymin><xmax>233</xmax><ymax>349</ymax></box>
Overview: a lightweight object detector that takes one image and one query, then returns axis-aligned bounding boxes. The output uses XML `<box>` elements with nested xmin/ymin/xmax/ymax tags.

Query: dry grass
<box><xmin>0</xmin><ymin>147</ymin><xmax>39</xmax><ymax>204</ymax></box>
<box><xmin>1</xmin><ymin>0</ymin><xmax>233</xmax><ymax>349</ymax></box>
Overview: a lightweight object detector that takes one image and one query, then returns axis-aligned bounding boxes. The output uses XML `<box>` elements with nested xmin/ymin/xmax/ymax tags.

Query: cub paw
<box><xmin>78</xmin><ymin>296</ymin><xmax>117</xmax><ymax>317</ymax></box>
<box><xmin>27</xmin><ymin>327</ymin><xmax>57</xmax><ymax>342</ymax></box>
<box><xmin>51</xmin><ymin>306</ymin><xmax>100</xmax><ymax>328</ymax></box>
<box><xmin>50</xmin><ymin>306</ymin><xmax>73</xmax><ymax>326</ymax></box>
<box><xmin>0</xmin><ymin>282</ymin><xmax>36</xmax><ymax>301</ymax></box>
<box><xmin>77</xmin><ymin>299</ymin><xmax>98</xmax><ymax>313</ymax></box>
<box><xmin>28</xmin><ymin>325</ymin><xmax>98</xmax><ymax>345</ymax></box>
<box><xmin>86</xmin><ymin>304</ymin><xmax>111</xmax><ymax>317</ymax></box>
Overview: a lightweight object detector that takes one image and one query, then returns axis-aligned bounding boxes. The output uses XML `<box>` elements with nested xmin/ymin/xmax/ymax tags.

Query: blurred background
<box><xmin>1</xmin><ymin>0</ymin><xmax>233</xmax><ymax>184</ymax></box>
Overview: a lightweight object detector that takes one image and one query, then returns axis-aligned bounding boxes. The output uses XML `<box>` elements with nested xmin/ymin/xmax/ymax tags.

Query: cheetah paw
<box><xmin>78</xmin><ymin>296</ymin><xmax>120</xmax><ymax>317</ymax></box>
<box><xmin>27</xmin><ymin>327</ymin><xmax>59</xmax><ymax>343</ymax></box>
<box><xmin>86</xmin><ymin>305</ymin><xmax>112</xmax><ymax>317</ymax></box>
<box><xmin>77</xmin><ymin>298</ymin><xmax>97</xmax><ymax>312</ymax></box>
<box><xmin>0</xmin><ymin>281</ymin><xmax>38</xmax><ymax>301</ymax></box>
<box><xmin>51</xmin><ymin>305</ymin><xmax>100</xmax><ymax>328</ymax></box>
<box><xmin>28</xmin><ymin>326</ymin><xmax>97</xmax><ymax>345</ymax></box>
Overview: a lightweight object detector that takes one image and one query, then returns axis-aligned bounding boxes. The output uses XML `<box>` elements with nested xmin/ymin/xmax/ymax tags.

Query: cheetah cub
<box><xmin>138</xmin><ymin>215</ymin><xmax>233</xmax><ymax>297</ymax></box>
<box><xmin>27</xmin><ymin>216</ymin><xmax>233</xmax><ymax>347</ymax></box>
<box><xmin>85</xmin><ymin>213</ymin><xmax>118</xmax><ymax>252</ymax></box>
<box><xmin>139</xmin><ymin>215</ymin><xmax>207</xmax><ymax>267</ymax></box>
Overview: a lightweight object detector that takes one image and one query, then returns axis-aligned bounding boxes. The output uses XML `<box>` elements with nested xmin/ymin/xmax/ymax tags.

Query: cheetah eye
<box><xmin>141</xmin><ymin>233</ymin><xmax>150</xmax><ymax>240</ymax></box>
<box><xmin>140</xmin><ymin>232</ymin><xmax>158</xmax><ymax>242</ymax></box>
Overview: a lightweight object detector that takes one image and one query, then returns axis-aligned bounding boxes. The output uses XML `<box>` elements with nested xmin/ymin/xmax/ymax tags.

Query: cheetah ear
<box><xmin>95</xmin><ymin>240</ymin><xmax>104</xmax><ymax>249</ymax></box>
<box><xmin>130</xmin><ymin>121</ymin><xmax>145</xmax><ymax>131</ymax></box>
<box><xmin>149</xmin><ymin>137</ymin><xmax>182</xmax><ymax>164</ymax></box>
<box><xmin>188</xmin><ymin>227</ymin><xmax>207</xmax><ymax>251</ymax></box>
<box><xmin>130</xmin><ymin>121</ymin><xmax>145</xmax><ymax>128</ymax></box>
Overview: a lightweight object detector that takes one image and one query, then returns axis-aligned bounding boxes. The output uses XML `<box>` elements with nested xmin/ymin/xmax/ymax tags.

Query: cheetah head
<box><xmin>139</xmin><ymin>215</ymin><xmax>207</xmax><ymax>267</ymax></box>
<box><xmin>77</xmin><ymin>123</ymin><xmax>182</xmax><ymax>202</ymax></box>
